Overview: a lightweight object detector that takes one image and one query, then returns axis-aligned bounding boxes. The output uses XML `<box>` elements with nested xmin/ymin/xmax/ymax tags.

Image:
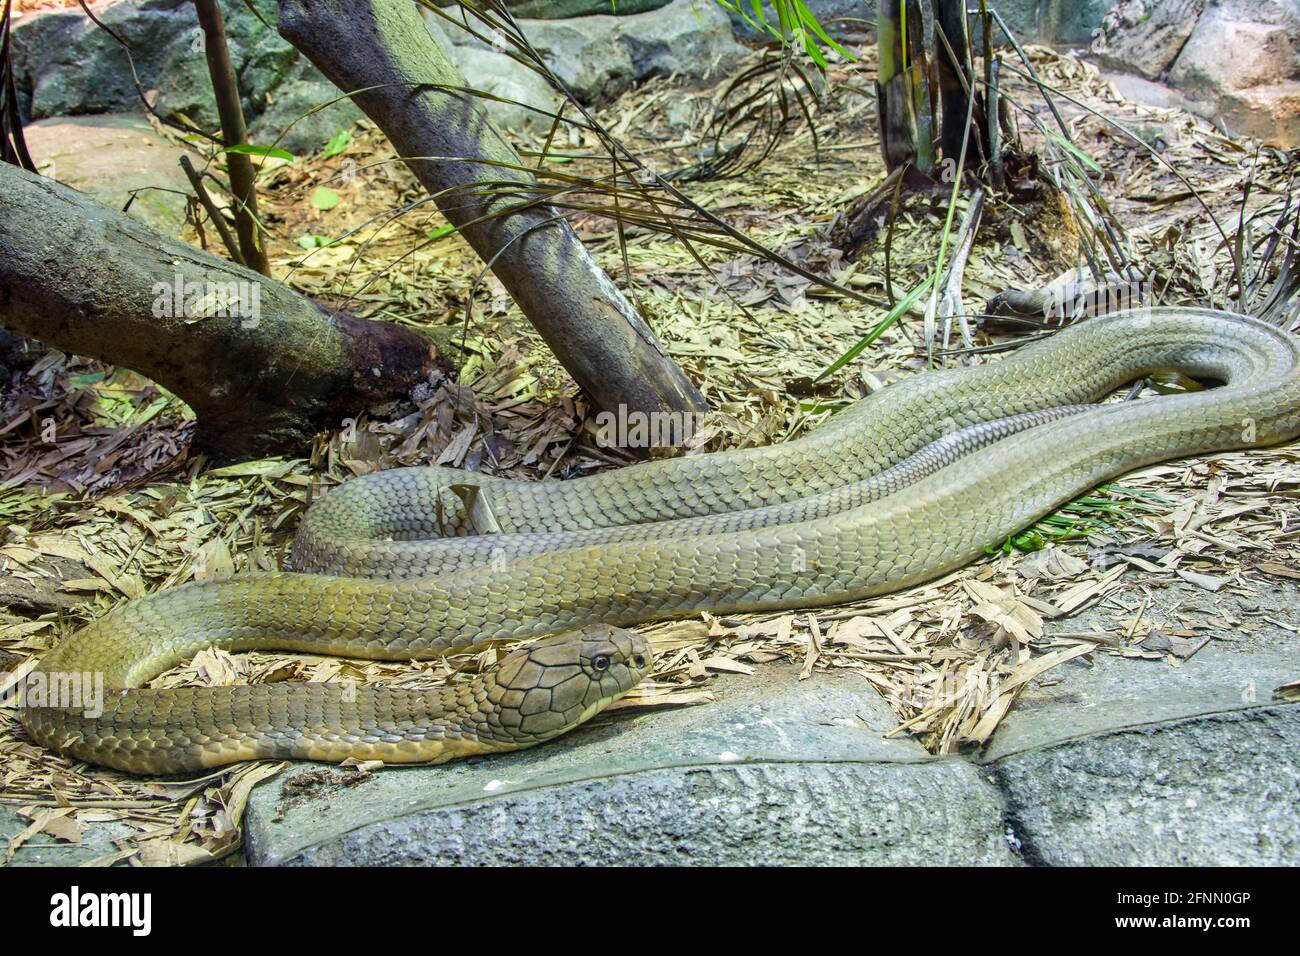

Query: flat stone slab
<box><xmin>22</xmin><ymin>114</ymin><xmax>189</xmax><ymax>236</ymax></box>
<box><xmin>988</xmin><ymin>705</ymin><xmax>1299</xmax><ymax>866</ymax></box>
<box><xmin>245</xmin><ymin>666</ymin><xmax>1017</xmax><ymax>866</ymax></box>
<box><xmin>246</xmin><ymin>578</ymin><xmax>1299</xmax><ymax>866</ymax></box>
<box><xmin>1</xmin><ymin>807</ymin><xmax>136</xmax><ymax>867</ymax></box>
<box><xmin>983</xmin><ymin>581</ymin><xmax>1300</xmax><ymax>865</ymax></box>
<box><xmin>985</xmin><ymin>580</ymin><xmax>1299</xmax><ymax>759</ymax></box>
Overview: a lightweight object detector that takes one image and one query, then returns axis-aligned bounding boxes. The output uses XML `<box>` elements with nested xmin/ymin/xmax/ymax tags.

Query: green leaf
<box><xmin>798</xmin><ymin>399</ymin><xmax>850</xmax><ymax>415</ymax></box>
<box><xmin>1044</xmin><ymin>130</ymin><xmax>1103</xmax><ymax>175</ymax></box>
<box><xmin>321</xmin><ymin>129</ymin><xmax>351</xmax><ymax>160</ymax></box>
<box><xmin>801</xmin><ymin>29</ymin><xmax>828</xmax><ymax>69</ymax></box>
<box><xmin>296</xmin><ymin>234</ymin><xmax>336</xmax><ymax>249</ymax></box>
<box><xmin>310</xmin><ymin>186</ymin><xmax>341</xmax><ymax>211</ymax></box>
<box><xmin>793</xmin><ymin>0</ymin><xmax>854</xmax><ymax>61</ymax></box>
<box><xmin>224</xmin><ymin>144</ymin><xmax>295</xmax><ymax>162</ymax></box>
<box><xmin>206</xmin><ymin>458</ymin><xmax>298</xmax><ymax>479</ymax></box>
<box><xmin>426</xmin><ymin>224</ymin><xmax>457</xmax><ymax>241</ymax></box>
<box><xmin>815</xmin><ymin>274</ymin><xmax>935</xmax><ymax>381</ymax></box>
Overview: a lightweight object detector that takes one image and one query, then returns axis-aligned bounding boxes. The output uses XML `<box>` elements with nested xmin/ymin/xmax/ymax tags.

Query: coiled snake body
<box><xmin>21</xmin><ymin>308</ymin><xmax>1300</xmax><ymax>773</ymax></box>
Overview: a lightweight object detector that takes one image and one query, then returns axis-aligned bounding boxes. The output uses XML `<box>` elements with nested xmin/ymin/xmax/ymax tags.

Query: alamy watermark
<box><xmin>594</xmin><ymin>404</ymin><xmax>708</xmax><ymax>450</ymax></box>
<box><xmin>1</xmin><ymin>670</ymin><xmax>104</xmax><ymax>718</ymax></box>
<box><xmin>151</xmin><ymin>275</ymin><xmax>263</xmax><ymax>329</ymax></box>
<box><xmin>1043</xmin><ymin>275</ymin><xmax>1155</xmax><ymax>322</ymax></box>
<box><xmin>50</xmin><ymin>886</ymin><xmax>151</xmax><ymax>936</ymax></box>
<box><xmin>891</xmin><ymin>670</ymin><xmax>997</xmax><ymax>712</ymax></box>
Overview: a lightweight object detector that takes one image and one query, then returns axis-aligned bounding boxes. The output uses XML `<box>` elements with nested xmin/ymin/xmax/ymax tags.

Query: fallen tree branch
<box><xmin>0</xmin><ymin>163</ymin><xmax>442</xmax><ymax>461</ymax></box>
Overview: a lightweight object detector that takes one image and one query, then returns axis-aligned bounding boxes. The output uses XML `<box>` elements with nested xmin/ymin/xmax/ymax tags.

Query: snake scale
<box><xmin>20</xmin><ymin>308</ymin><xmax>1300</xmax><ymax>774</ymax></box>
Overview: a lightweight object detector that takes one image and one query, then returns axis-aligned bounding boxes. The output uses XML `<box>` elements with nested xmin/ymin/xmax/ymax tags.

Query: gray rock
<box><xmin>20</xmin><ymin>114</ymin><xmax>190</xmax><ymax>235</ymax></box>
<box><xmin>448</xmin><ymin>47</ymin><xmax>566</xmax><ymax>132</ymax></box>
<box><xmin>525</xmin><ymin>19</ymin><xmax>638</xmax><ymax>101</ymax></box>
<box><xmin>1169</xmin><ymin>1</ymin><xmax>1300</xmax><ymax>95</ymax></box>
<box><xmin>12</xmin><ymin>0</ymin><xmax>361</xmax><ymax>155</ymax></box>
<box><xmin>257</xmin><ymin>761</ymin><xmax>1016</xmax><ymax>866</ymax></box>
<box><xmin>972</xmin><ymin>0</ymin><xmax>1110</xmax><ymax>46</ymax></box>
<box><xmin>13</xmin><ymin>0</ymin><xmax>252</xmax><ymax>123</ymax></box>
<box><xmin>981</xmin><ymin>581</ymin><xmax>1300</xmax><ymax>865</ymax></box>
<box><xmin>245</xmin><ymin>72</ymin><xmax>365</xmax><ymax>157</ymax></box>
<box><xmin>984</xmin><ymin>636</ymin><xmax>1300</xmax><ymax>761</ymax></box>
<box><xmin>245</xmin><ymin>666</ymin><xmax>1018</xmax><ymax>866</ymax></box>
<box><xmin>12</xmin><ymin>2</ymin><xmax>177</xmax><ymax>119</ymax></box>
<box><xmin>435</xmin><ymin>9</ymin><xmax>634</xmax><ymax>101</ymax></box>
<box><xmin>422</xmin><ymin>10</ymin><xmax>567</xmax><ymax>132</ymax></box>
<box><xmin>434</xmin><ymin>0</ymin><xmax>748</xmax><ymax>101</ymax></box>
<box><xmin>616</xmin><ymin>0</ymin><xmax>750</xmax><ymax>87</ymax></box>
<box><xmin>987</xmin><ymin>577</ymin><xmax>1300</xmax><ymax>755</ymax></box>
<box><xmin>1102</xmin><ymin>48</ymin><xmax>1300</xmax><ymax>148</ymax></box>
<box><xmin>983</xmin><ymin>0</ymin><xmax>1041</xmax><ymax>44</ymax></box>
<box><xmin>1040</xmin><ymin>0</ymin><xmax>1114</xmax><ymax>44</ymax></box>
<box><xmin>1216</xmin><ymin>80</ymin><xmax>1300</xmax><ymax>147</ymax></box>
<box><xmin>14</xmin><ymin>0</ymin><xmax>734</xmax><ymax>148</ymax></box>
<box><xmin>0</xmin><ymin>804</ymin><xmax>138</xmax><ymax>867</ymax></box>
<box><xmin>1095</xmin><ymin>0</ymin><xmax>1300</xmax><ymax>147</ymax></box>
<box><xmin>1093</xmin><ymin>1</ymin><xmax>1202</xmax><ymax>79</ymax></box>
<box><xmin>988</xmin><ymin>706</ymin><xmax>1300</xmax><ymax>865</ymax></box>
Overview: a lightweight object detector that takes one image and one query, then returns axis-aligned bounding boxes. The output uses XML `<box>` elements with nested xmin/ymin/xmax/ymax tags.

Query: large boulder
<box><xmin>993</xmin><ymin>0</ymin><xmax>1113</xmax><ymax>45</ymax></box>
<box><xmin>1092</xmin><ymin>0</ymin><xmax>1300</xmax><ymax>147</ymax></box>
<box><xmin>447</xmin><ymin>46</ymin><xmax>567</xmax><ymax>133</ymax></box>
<box><xmin>12</xmin><ymin>0</ymin><xmax>743</xmax><ymax>151</ymax></box>
<box><xmin>1168</xmin><ymin>0</ymin><xmax>1299</xmax><ymax>94</ymax></box>
<box><xmin>508</xmin><ymin>0</ymin><xmax>673</xmax><ymax>16</ymax></box>
<box><xmin>11</xmin><ymin>0</ymin><xmax>202</xmax><ymax>119</ymax></box>
<box><xmin>1040</xmin><ymin>0</ymin><xmax>1115</xmax><ymax>43</ymax></box>
<box><xmin>1215</xmin><ymin>79</ymin><xmax>1300</xmax><ymax>145</ymax></box>
<box><xmin>20</xmin><ymin>114</ymin><xmax>190</xmax><ymax>235</ymax></box>
<box><xmin>527</xmin><ymin>20</ymin><xmax>639</xmax><ymax>101</ymax></box>
<box><xmin>435</xmin><ymin>0</ymin><xmax>748</xmax><ymax>102</ymax></box>
<box><xmin>618</xmin><ymin>0</ymin><xmax>749</xmax><ymax>83</ymax></box>
<box><xmin>11</xmin><ymin>0</ymin><xmax>361</xmax><ymax>155</ymax></box>
<box><xmin>421</xmin><ymin>12</ymin><xmax>566</xmax><ymax>133</ymax></box>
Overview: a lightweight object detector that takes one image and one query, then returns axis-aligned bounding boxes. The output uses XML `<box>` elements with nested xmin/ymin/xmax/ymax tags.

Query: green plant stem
<box><xmin>194</xmin><ymin>0</ymin><xmax>268</xmax><ymax>276</ymax></box>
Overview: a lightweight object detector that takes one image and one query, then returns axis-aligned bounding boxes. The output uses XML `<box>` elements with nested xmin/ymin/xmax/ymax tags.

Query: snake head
<box><xmin>487</xmin><ymin>624</ymin><xmax>652</xmax><ymax>742</ymax></box>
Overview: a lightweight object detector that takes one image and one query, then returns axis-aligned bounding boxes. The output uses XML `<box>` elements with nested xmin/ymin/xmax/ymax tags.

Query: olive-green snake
<box><xmin>20</xmin><ymin>308</ymin><xmax>1300</xmax><ymax>774</ymax></box>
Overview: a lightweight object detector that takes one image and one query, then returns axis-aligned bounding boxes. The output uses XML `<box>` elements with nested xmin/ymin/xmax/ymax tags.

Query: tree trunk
<box><xmin>0</xmin><ymin>163</ymin><xmax>441</xmax><ymax>461</ymax></box>
<box><xmin>933</xmin><ymin>0</ymin><xmax>977</xmax><ymax>168</ymax></box>
<box><xmin>277</xmin><ymin>0</ymin><xmax>707</xmax><ymax>421</ymax></box>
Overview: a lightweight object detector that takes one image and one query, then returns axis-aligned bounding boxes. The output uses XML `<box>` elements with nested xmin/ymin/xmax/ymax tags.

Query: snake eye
<box><xmin>592</xmin><ymin>654</ymin><xmax>610</xmax><ymax>671</ymax></box>
<box><xmin>633</xmin><ymin>654</ymin><xmax>647</xmax><ymax>668</ymax></box>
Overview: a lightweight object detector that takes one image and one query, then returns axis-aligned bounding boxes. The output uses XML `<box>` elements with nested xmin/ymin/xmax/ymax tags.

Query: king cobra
<box><xmin>20</xmin><ymin>308</ymin><xmax>1300</xmax><ymax>773</ymax></box>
